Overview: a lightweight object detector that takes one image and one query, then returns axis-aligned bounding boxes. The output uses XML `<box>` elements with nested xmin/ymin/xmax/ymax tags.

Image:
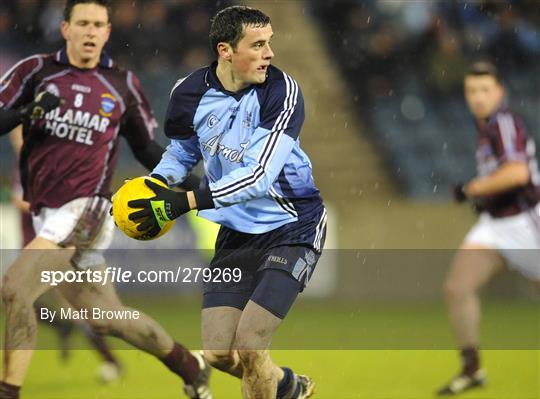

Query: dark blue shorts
<box><xmin>202</xmin><ymin>205</ymin><xmax>327</xmax><ymax>318</ymax></box>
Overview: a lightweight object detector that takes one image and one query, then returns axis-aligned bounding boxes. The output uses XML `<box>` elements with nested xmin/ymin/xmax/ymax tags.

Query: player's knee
<box><xmin>85</xmin><ymin>316</ymin><xmax>116</xmax><ymax>336</ymax></box>
<box><xmin>1</xmin><ymin>274</ymin><xmax>26</xmax><ymax>306</ymax></box>
<box><xmin>234</xmin><ymin>324</ymin><xmax>273</xmax><ymax>351</ymax></box>
<box><xmin>203</xmin><ymin>349</ymin><xmax>236</xmax><ymax>371</ymax></box>
<box><xmin>444</xmin><ymin>278</ymin><xmax>475</xmax><ymax>300</ymax></box>
<box><xmin>237</xmin><ymin>349</ymin><xmax>265</xmax><ymax>370</ymax></box>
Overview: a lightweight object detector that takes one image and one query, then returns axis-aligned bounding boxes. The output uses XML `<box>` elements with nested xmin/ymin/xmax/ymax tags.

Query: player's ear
<box><xmin>217</xmin><ymin>42</ymin><xmax>232</xmax><ymax>61</ymax></box>
<box><xmin>60</xmin><ymin>20</ymin><xmax>70</xmax><ymax>41</ymax></box>
<box><xmin>104</xmin><ymin>23</ymin><xmax>112</xmax><ymax>42</ymax></box>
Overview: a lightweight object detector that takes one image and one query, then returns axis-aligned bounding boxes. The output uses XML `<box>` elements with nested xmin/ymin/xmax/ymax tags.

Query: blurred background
<box><xmin>0</xmin><ymin>2</ymin><xmax>539</xmax><ymax>397</ymax></box>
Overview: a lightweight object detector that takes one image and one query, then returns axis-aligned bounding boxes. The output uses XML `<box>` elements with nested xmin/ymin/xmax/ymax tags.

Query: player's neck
<box><xmin>66</xmin><ymin>47</ymin><xmax>99</xmax><ymax>69</ymax></box>
<box><xmin>216</xmin><ymin>61</ymin><xmax>249</xmax><ymax>93</ymax></box>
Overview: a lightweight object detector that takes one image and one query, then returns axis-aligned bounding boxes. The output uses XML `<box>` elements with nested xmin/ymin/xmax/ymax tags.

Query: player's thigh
<box><xmin>445</xmin><ymin>243</ymin><xmax>505</xmax><ymax>293</ymax></box>
<box><xmin>202</xmin><ymin>306</ymin><xmax>243</xmax><ymax>351</ymax></box>
<box><xmin>233</xmin><ymin>300</ymin><xmax>283</xmax><ymax>350</ymax></box>
<box><xmin>57</xmin><ymin>264</ymin><xmax>121</xmax><ymax>310</ymax></box>
<box><xmin>2</xmin><ymin>236</ymin><xmax>74</xmax><ymax>302</ymax></box>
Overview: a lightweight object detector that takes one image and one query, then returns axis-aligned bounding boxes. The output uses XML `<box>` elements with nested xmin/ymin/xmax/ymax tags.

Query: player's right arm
<box><xmin>150</xmin><ymin>137</ymin><xmax>202</xmax><ymax>187</ymax></box>
<box><xmin>120</xmin><ymin>71</ymin><xmax>201</xmax><ymax>191</ymax></box>
<box><xmin>0</xmin><ymin>55</ymin><xmax>62</xmax><ymax>135</ymax></box>
<box><xmin>148</xmin><ymin>75</ymin><xmax>204</xmax><ymax>186</ymax></box>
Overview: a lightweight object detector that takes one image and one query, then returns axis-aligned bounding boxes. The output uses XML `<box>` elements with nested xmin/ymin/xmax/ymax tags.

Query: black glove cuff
<box><xmin>170</xmin><ymin>191</ymin><xmax>190</xmax><ymax>219</ymax></box>
<box><xmin>149</xmin><ymin>173</ymin><xmax>169</xmax><ymax>186</ymax></box>
<box><xmin>177</xmin><ymin>174</ymin><xmax>202</xmax><ymax>191</ymax></box>
<box><xmin>193</xmin><ymin>188</ymin><xmax>215</xmax><ymax>210</ymax></box>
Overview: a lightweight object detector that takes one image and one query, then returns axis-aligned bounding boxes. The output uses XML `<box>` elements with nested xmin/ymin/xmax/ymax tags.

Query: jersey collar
<box><xmin>54</xmin><ymin>48</ymin><xmax>114</xmax><ymax>69</ymax></box>
<box><xmin>475</xmin><ymin>101</ymin><xmax>509</xmax><ymax>131</ymax></box>
<box><xmin>205</xmin><ymin>61</ymin><xmax>260</xmax><ymax>101</ymax></box>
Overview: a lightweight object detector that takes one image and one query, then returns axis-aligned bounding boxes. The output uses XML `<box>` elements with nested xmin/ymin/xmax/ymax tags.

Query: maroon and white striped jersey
<box><xmin>475</xmin><ymin>107</ymin><xmax>540</xmax><ymax>217</ymax></box>
<box><xmin>0</xmin><ymin>49</ymin><xmax>157</xmax><ymax>212</ymax></box>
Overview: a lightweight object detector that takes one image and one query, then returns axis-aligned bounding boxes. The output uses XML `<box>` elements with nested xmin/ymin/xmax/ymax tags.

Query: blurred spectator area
<box><xmin>2</xmin><ymin>1</ymin><xmax>540</xmax><ymax>200</ymax></box>
<box><xmin>0</xmin><ymin>0</ymin><xmax>232</xmax><ymax>187</ymax></box>
<box><xmin>311</xmin><ymin>0</ymin><xmax>540</xmax><ymax>199</ymax></box>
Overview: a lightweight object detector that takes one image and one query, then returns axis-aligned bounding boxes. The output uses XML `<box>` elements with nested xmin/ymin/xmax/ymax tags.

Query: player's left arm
<box><xmin>465</xmin><ymin>114</ymin><xmax>530</xmax><ymax>198</ymax></box>
<box><xmin>127</xmin><ymin>75</ymin><xmax>303</xmax><ymax>230</ymax></box>
<box><xmin>120</xmin><ymin>71</ymin><xmax>162</xmax><ymax>170</ymax></box>
<box><xmin>194</xmin><ymin>74</ymin><xmax>304</xmax><ymax>209</ymax></box>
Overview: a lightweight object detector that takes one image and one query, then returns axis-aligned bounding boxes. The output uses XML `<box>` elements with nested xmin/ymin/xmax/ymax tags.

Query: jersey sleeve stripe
<box><xmin>94</xmin><ymin>125</ymin><xmax>121</xmax><ymax>193</ymax></box>
<box><xmin>211</xmin><ymin>73</ymin><xmax>299</xmax><ymax>199</ymax></box>
<box><xmin>496</xmin><ymin>114</ymin><xmax>517</xmax><ymax>155</ymax></box>
<box><xmin>34</xmin><ymin>69</ymin><xmax>71</xmax><ymax>96</ymax></box>
<box><xmin>1</xmin><ymin>56</ymin><xmax>45</xmax><ymax>108</ymax></box>
<box><xmin>210</xmin><ymin>72</ymin><xmax>294</xmax><ymax>196</ymax></box>
<box><xmin>269</xmin><ymin>185</ymin><xmax>298</xmax><ymax>217</ymax></box>
<box><xmin>211</xmin><ymin>76</ymin><xmax>298</xmax><ymax>199</ymax></box>
<box><xmin>0</xmin><ymin>55</ymin><xmax>44</xmax><ymax>92</ymax></box>
<box><xmin>127</xmin><ymin>71</ymin><xmax>156</xmax><ymax>139</ymax></box>
<box><xmin>94</xmin><ymin>71</ymin><xmax>126</xmax><ymax>113</ymax></box>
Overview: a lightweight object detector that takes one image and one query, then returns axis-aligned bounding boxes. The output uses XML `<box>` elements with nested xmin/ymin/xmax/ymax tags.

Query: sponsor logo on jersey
<box><xmin>243</xmin><ymin>111</ymin><xmax>253</xmax><ymax>129</ymax></box>
<box><xmin>201</xmin><ymin>133</ymin><xmax>248</xmax><ymax>163</ymax></box>
<box><xmin>71</xmin><ymin>84</ymin><xmax>92</xmax><ymax>93</ymax></box>
<box><xmin>99</xmin><ymin>93</ymin><xmax>116</xmax><ymax>117</ymax></box>
<box><xmin>44</xmin><ymin>107</ymin><xmax>111</xmax><ymax>146</ymax></box>
<box><xmin>46</xmin><ymin>83</ymin><xmax>60</xmax><ymax>97</ymax></box>
<box><xmin>207</xmin><ymin>114</ymin><xmax>219</xmax><ymax>128</ymax></box>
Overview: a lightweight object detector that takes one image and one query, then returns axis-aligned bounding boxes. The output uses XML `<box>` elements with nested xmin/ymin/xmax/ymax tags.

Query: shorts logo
<box><xmin>99</xmin><ymin>93</ymin><xmax>116</xmax><ymax>117</ymax></box>
<box><xmin>305</xmin><ymin>250</ymin><xmax>316</xmax><ymax>267</ymax></box>
<box><xmin>268</xmin><ymin>255</ymin><xmax>288</xmax><ymax>265</ymax></box>
<box><xmin>207</xmin><ymin>114</ymin><xmax>219</xmax><ymax>128</ymax></box>
<box><xmin>46</xmin><ymin>83</ymin><xmax>60</xmax><ymax>97</ymax></box>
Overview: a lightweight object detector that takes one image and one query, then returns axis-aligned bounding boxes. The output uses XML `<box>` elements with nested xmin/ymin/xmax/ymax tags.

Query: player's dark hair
<box><xmin>63</xmin><ymin>0</ymin><xmax>112</xmax><ymax>23</ymax></box>
<box><xmin>209</xmin><ymin>6</ymin><xmax>271</xmax><ymax>56</ymax></box>
<box><xmin>466</xmin><ymin>62</ymin><xmax>502</xmax><ymax>83</ymax></box>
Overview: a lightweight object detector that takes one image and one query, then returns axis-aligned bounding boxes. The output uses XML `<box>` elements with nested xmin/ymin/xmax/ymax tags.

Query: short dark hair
<box><xmin>466</xmin><ymin>61</ymin><xmax>502</xmax><ymax>83</ymax></box>
<box><xmin>63</xmin><ymin>0</ymin><xmax>112</xmax><ymax>23</ymax></box>
<box><xmin>209</xmin><ymin>6</ymin><xmax>271</xmax><ymax>55</ymax></box>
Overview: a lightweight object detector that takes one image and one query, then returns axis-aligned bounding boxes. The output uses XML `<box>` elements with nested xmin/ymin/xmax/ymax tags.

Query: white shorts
<box><xmin>33</xmin><ymin>196</ymin><xmax>115</xmax><ymax>269</ymax></box>
<box><xmin>464</xmin><ymin>203</ymin><xmax>540</xmax><ymax>280</ymax></box>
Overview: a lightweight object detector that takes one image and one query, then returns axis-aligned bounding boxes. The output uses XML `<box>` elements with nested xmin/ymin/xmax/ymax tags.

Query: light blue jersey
<box><xmin>152</xmin><ymin>62</ymin><xmax>323</xmax><ymax>234</ymax></box>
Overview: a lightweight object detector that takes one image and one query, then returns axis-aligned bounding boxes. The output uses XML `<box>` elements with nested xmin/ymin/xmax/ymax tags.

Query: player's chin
<box><xmin>252</xmin><ymin>73</ymin><xmax>267</xmax><ymax>84</ymax></box>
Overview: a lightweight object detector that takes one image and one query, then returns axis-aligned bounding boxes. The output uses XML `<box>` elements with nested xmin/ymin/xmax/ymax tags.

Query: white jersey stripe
<box><xmin>213</xmin><ymin>73</ymin><xmax>299</xmax><ymax>199</ymax></box>
<box><xmin>3</xmin><ymin>56</ymin><xmax>45</xmax><ymax>108</ymax></box>
<box><xmin>497</xmin><ymin>114</ymin><xmax>516</xmax><ymax>155</ymax></box>
<box><xmin>94</xmin><ymin>71</ymin><xmax>126</xmax><ymax>113</ymax></box>
<box><xmin>211</xmin><ymin>72</ymin><xmax>294</xmax><ymax>196</ymax></box>
<box><xmin>33</xmin><ymin>69</ymin><xmax>71</xmax><ymax>97</ymax></box>
<box><xmin>127</xmin><ymin>71</ymin><xmax>156</xmax><ymax>139</ymax></box>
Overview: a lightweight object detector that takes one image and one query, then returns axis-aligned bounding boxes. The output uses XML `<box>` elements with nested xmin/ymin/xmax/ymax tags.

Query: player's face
<box><xmin>231</xmin><ymin>24</ymin><xmax>274</xmax><ymax>86</ymax></box>
<box><xmin>464</xmin><ymin>75</ymin><xmax>505</xmax><ymax>120</ymax></box>
<box><xmin>61</xmin><ymin>3</ymin><xmax>111</xmax><ymax>69</ymax></box>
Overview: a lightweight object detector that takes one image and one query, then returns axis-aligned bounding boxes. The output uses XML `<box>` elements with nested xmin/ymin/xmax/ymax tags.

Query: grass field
<box><xmin>1</xmin><ymin>297</ymin><xmax>539</xmax><ymax>399</ymax></box>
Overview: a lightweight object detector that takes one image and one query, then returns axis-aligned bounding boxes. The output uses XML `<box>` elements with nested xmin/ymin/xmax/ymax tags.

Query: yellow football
<box><xmin>112</xmin><ymin>177</ymin><xmax>174</xmax><ymax>240</ymax></box>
